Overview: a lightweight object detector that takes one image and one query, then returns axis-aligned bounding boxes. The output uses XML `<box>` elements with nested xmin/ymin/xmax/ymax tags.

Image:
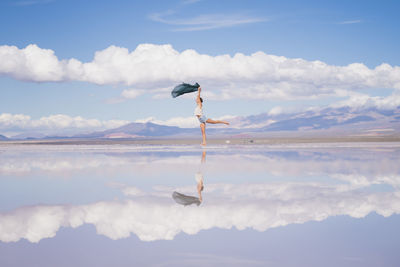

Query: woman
<box><xmin>195</xmin><ymin>87</ymin><xmax>229</xmax><ymax>146</ymax></box>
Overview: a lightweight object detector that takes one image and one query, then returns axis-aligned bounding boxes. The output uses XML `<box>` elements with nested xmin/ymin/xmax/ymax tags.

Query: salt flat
<box><xmin>0</xmin><ymin>143</ymin><xmax>399</xmax><ymax>266</ymax></box>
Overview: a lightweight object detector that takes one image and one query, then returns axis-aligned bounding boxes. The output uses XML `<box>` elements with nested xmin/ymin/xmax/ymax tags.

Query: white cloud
<box><xmin>149</xmin><ymin>13</ymin><xmax>267</xmax><ymax>31</ymax></box>
<box><xmin>339</xmin><ymin>20</ymin><xmax>362</xmax><ymax>24</ymax></box>
<box><xmin>0</xmin><ymin>44</ymin><xmax>66</xmax><ymax>82</ymax></box>
<box><xmin>1</xmin><ymin>181</ymin><xmax>399</xmax><ymax>243</ymax></box>
<box><xmin>0</xmin><ymin>113</ymin><xmax>31</xmax><ymax>128</ymax></box>
<box><xmin>268</xmin><ymin>106</ymin><xmax>283</xmax><ymax>116</ymax></box>
<box><xmin>121</xmin><ymin>89</ymin><xmax>146</xmax><ymax>99</ymax></box>
<box><xmin>181</xmin><ymin>0</ymin><xmax>201</xmax><ymax>4</ymax></box>
<box><xmin>0</xmin><ymin>113</ymin><xmax>129</xmax><ymax>137</ymax></box>
<box><xmin>1</xmin><ymin>44</ymin><xmax>399</xmax><ymax>102</ymax></box>
<box><xmin>331</xmin><ymin>91</ymin><xmax>400</xmax><ymax>110</ymax></box>
<box><xmin>13</xmin><ymin>0</ymin><xmax>54</xmax><ymax>6</ymax></box>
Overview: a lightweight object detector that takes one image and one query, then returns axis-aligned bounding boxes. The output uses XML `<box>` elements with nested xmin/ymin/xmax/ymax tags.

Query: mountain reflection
<box><xmin>1</xmin><ymin>146</ymin><xmax>399</xmax><ymax>190</ymax></box>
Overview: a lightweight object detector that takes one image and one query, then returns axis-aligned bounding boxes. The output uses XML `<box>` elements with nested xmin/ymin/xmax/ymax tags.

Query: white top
<box><xmin>194</xmin><ymin>105</ymin><xmax>203</xmax><ymax>116</ymax></box>
<box><xmin>195</xmin><ymin>172</ymin><xmax>204</xmax><ymax>183</ymax></box>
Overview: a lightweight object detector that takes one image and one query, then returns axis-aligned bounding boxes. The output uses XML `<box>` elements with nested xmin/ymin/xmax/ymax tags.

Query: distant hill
<box><xmin>74</xmin><ymin>122</ymin><xmax>198</xmax><ymax>139</ymax></box>
<box><xmin>10</xmin><ymin>132</ymin><xmax>46</xmax><ymax>140</ymax></box>
<box><xmin>6</xmin><ymin>106</ymin><xmax>400</xmax><ymax>140</ymax></box>
<box><xmin>239</xmin><ymin>107</ymin><xmax>399</xmax><ymax>138</ymax></box>
<box><xmin>0</xmin><ymin>134</ymin><xmax>8</xmax><ymax>140</ymax></box>
<box><xmin>256</xmin><ymin>106</ymin><xmax>400</xmax><ymax>135</ymax></box>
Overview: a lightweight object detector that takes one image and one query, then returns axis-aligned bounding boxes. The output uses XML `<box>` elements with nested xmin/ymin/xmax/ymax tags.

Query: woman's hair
<box><xmin>200</xmin><ymin>97</ymin><xmax>203</xmax><ymax>103</ymax></box>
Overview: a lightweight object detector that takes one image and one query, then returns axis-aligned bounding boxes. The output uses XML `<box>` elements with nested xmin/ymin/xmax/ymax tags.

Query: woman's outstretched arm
<box><xmin>197</xmin><ymin>86</ymin><xmax>201</xmax><ymax>102</ymax></box>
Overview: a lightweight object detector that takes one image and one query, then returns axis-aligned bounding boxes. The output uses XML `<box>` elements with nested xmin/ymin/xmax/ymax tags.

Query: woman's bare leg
<box><xmin>206</xmin><ymin>118</ymin><xmax>229</xmax><ymax>125</ymax></box>
<box><xmin>200</xmin><ymin>123</ymin><xmax>206</xmax><ymax>145</ymax></box>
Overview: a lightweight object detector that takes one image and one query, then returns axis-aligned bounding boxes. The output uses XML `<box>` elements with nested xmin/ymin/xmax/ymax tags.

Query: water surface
<box><xmin>1</xmin><ymin>143</ymin><xmax>399</xmax><ymax>266</ymax></box>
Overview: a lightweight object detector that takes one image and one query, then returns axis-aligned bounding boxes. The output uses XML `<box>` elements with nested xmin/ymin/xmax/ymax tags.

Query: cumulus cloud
<box><xmin>331</xmin><ymin>91</ymin><xmax>400</xmax><ymax>110</ymax></box>
<box><xmin>0</xmin><ymin>113</ymin><xmax>129</xmax><ymax>137</ymax></box>
<box><xmin>1</xmin><ymin>181</ymin><xmax>399</xmax><ymax>243</ymax></box>
<box><xmin>1</xmin><ymin>44</ymin><xmax>399</xmax><ymax>101</ymax></box>
<box><xmin>0</xmin><ymin>44</ymin><xmax>66</xmax><ymax>82</ymax></box>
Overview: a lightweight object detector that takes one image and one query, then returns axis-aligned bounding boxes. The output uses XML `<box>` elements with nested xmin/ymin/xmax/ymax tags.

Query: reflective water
<box><xmin>1</xmin><ymin>143</ymin><xmax>400</xmax><ymax>266</ymax></box>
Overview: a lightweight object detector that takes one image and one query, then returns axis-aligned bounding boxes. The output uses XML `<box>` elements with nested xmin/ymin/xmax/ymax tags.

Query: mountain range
<box><xmin>236</xmin><ymin>106</ymin><xmax>400</xmax><ymax>135</ymax></box>
<box><xmin>68</xmin><ymin>106</ymin><xmax>400</xmax><ymax>139</ymax></box>
<box><xmin>3</xmin><ymin>106</ymin><xmax>400</xmax><ymax>140</ymax></box>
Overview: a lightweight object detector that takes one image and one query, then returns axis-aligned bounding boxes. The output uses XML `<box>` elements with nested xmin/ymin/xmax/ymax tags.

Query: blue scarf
<box><xmin>171</xmin><ymin>82</ymin><xmax>200</xmax><ymax>98</ymax></box>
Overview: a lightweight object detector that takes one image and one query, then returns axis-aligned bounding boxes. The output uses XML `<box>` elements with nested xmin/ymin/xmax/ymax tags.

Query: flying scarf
<box><xmin>171</xmin><ymin>82</ymin><xmax>200</xmax><ymax>98</ymax></box>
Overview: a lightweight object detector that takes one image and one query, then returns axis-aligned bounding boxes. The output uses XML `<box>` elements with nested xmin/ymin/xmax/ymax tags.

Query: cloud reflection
<box><xmin>1</xmin><ymin>180</ymin><xmax>399</xmax><ymax>243</ymax></box>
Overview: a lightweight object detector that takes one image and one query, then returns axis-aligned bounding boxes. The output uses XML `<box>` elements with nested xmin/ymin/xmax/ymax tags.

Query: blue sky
<box><xmin>0</xmin><ymin>0</ymin><xmax>399</xmax><ymax>136</ymax></box>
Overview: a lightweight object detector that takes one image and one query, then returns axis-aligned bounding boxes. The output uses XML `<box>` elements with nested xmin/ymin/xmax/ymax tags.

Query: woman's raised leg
<box><xmin>206</xmin><ymin>118</ymin><xmax>229</xmax><ymax>125</ymax></box>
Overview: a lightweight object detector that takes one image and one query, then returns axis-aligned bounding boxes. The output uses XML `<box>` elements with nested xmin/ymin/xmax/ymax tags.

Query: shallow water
<box><xmin>1</xmin><ymin>143</ymin><xmax>400</xmax><ymax>266</ymax></box>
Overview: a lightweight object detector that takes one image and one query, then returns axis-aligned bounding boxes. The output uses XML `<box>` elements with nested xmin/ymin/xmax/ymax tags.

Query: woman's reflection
<box><xmin>172</xmin><ymin>150</ymin><xmax>206</xmax><ymax>206</ymax></box>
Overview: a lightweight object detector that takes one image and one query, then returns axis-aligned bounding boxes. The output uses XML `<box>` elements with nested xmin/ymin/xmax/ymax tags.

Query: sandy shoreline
<box><xmin>1</xmin><ymin>136</ymin><xmax>400</xmax><ymax>146</ymax></box>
